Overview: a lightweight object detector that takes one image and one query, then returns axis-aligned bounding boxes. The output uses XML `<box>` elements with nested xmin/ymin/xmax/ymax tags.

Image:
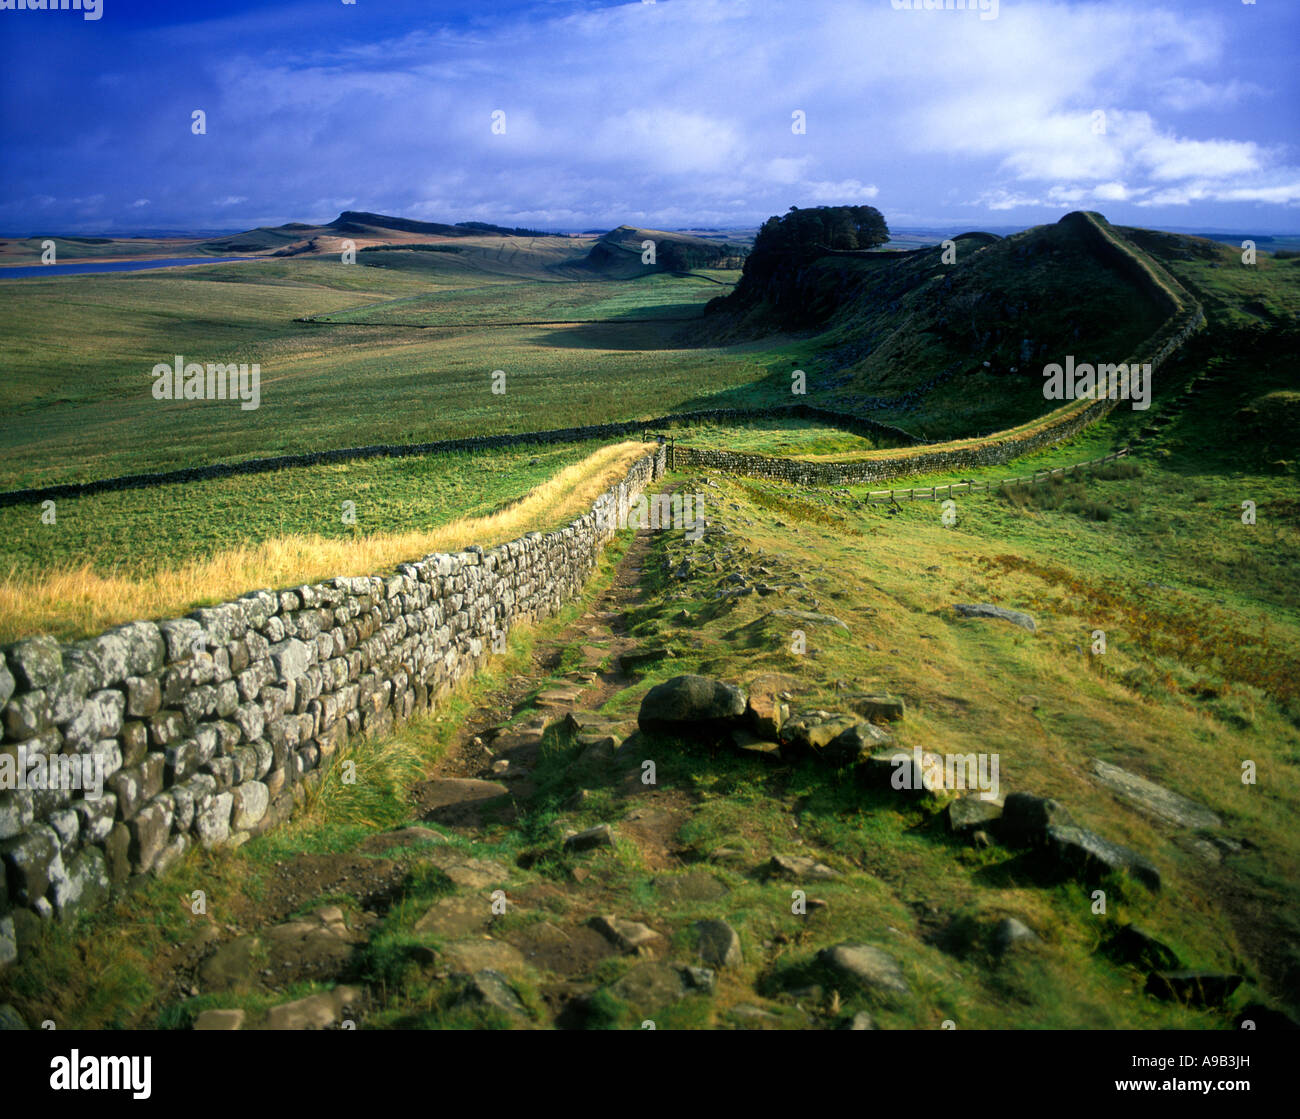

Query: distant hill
<box><xmin>580</xmin><ymin>225</ymin><xmax>747</xmax><ymax>278</ymax></box>
<box><xmin>195</xmin><ymin>212</ymin><xmax>553</xmax><ymax>255</ymax></box>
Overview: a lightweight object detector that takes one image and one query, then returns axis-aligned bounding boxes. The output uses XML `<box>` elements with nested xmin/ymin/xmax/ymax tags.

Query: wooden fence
<box><xmin>862</xmin><ymin>449</ymin><xmax>1131</xmax><ymax>504</ymax></box>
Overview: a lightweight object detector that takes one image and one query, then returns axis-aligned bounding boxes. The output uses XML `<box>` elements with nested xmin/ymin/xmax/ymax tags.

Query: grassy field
<box><xmin>0</xmin><ymin>256</ymin><xmax>786</xmax><ymax>490</ymax></box>
<box><xmin>310</xmin><ymin>272</ymin><xmax>734</xmax><ymax>326</ymax></box>
<box><xmin>669</xmin><ymin>416</ymin><xmax>899</xmax><ymax>456</ymax></box>
<box><xmin>0</xmin><ymin>440</ymin><xmax>652</xmax><ymax>643</ymax></box>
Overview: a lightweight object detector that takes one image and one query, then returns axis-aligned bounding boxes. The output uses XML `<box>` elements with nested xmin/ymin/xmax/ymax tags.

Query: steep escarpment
<box><xmin>703</xmin><ymin>212</ymin><xmax>1186</xmax><ymax>440</ymax></box>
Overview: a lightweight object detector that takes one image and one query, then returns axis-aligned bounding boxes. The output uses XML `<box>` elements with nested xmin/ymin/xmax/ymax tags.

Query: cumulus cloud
<box><xmin>2</xmin><ymin>0</ymin><xmax>1296</xmax><ymax>231</ymax></box>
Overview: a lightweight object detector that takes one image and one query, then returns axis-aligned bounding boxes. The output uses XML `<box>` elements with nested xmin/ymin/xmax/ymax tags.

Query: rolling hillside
<box><xmin>580</xmin><ymin>225</ymin><xmax>748</xmax><ymax>279</ymax></box>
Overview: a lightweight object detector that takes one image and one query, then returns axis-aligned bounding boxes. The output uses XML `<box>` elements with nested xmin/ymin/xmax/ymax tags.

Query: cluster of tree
<box><xmin>752</xmin><ymin>205</ymin><xmax>889</xmax><ymax>254</ymax></box>
<box><xmin>657</xmin><ymin>240</ymin><xmax>748</xmax><ymax>271</ymax></box>
<box><xmin>454</xmin><ymin>221</ymin><xmax>552</xmax><ymax>237</ymax></box>
<box><xmin>711</xmin><ymin>204</ymin><xmax>890</xmax><ymax>324</ymax></box>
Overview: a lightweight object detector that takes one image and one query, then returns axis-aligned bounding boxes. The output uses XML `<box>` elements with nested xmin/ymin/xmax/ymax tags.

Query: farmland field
<box><xmin>0</xmin><ymin>255</ymin><xmax>792</xmax><ymax>490</ymax></box>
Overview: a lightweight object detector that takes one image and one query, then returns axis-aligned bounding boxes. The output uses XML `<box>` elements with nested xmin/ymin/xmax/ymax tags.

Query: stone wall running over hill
<box><xmin>0</xmin><ymin>446</ymin><xmax>667</xmax><ymax>962</ymax></box>
<box><xmin>0</xmin><ymin>405</ymin><xmax>913</xmax><ymax>510</ymax></box>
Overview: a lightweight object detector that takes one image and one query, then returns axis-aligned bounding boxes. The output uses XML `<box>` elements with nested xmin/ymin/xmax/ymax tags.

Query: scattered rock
<box><xmin>193</xmin><ymin>1009</ymin><xmax>245</xmax><ymax>1031</ymax></box>
<box><xmin>457</xmin><ymin>969</ymin><xmax>528</xmax><ymax>1018</ymax></box>
<box><xmin>588</xmin><ymin>915</ymin><xmax>663</xmax><ymax>955</ymax></box>
<box><xmin>745</xmin><ymin>673</ymin><xmax>798</xmax><ymax>738</ymax></box>
<box><xmin>859</xmin><ymin>746</ymin><xmax>956</xmax><ymax>799</ymax></box>
<box><xmin>997</xmin><ymin>792</ymin><xmax>1076</xmax><ymax>844</ymax></box>
<box><xmin>947</xmin><ymin>795</ymin><xmax>1004</xmax><ymax>833</ymax></box>
<box><xmin>1043</xmin><ymin>825</ymin><xmax>1162</xmax><ymax>892</ymax></box>
<box><xmin>441</xmin><ymin>939</ymin><xmax>527</xmax><ymax>976</ymax></box>
<box><xmin>200</xmin><ymin>935</ymin><xmax>262</xmax><ymax>991</ymax></box>
<box><xmin>767</xmin><ymin>853</ymin><xmax>840</xmax><ymax>881</ymax></box>
<box><xmin>1106</xmin><ymin>924</ymin><xmax>1181</xmax><ymax>971</ymax></box>
<box><xmin>654</xmin><ymin>870</ymin><xmax>730</xmax><ymax>903</ymax></box>
<box><xmin>415</xmin><ymin>895</ymin><xmax>493</xmax><ymax>939</ymax></box>
<box><xmin>609</xmin><ymin>961</ymin><xmax>691</xmax><ymax>1007</ymax></box>
<box><xmin>822</xmin><ymin>721</ymin><xmax>893</xmax><ymax>767</ymax></box>
<box><xmin>780</xmin><ymin>710</ymin><xmax>858</xmax><ymax>754</ymax></box>
<box><xmin>953</xmin><ymin>603</ymin><xmax>1036</xmax><ymax>632</ymax></box>
<box><xmin>839</xmin><ymin>1011</ymin><xmax>877</xmax><ymax>1030</ymax></box>
<box><xmin>841</xmin><ymin>693</ymin><xmax>906</xmax><ymax>722</ymax></box>
<box><xmin>818</xmin><ymin>943</ymin><xmax>909</xmax><ymax>995</ymax></box>
<box><xmin>763</xmin><ymin>609</ymin><xmax>849</xmax><ymax>630</ymax></box>
<box><xmin>637</xmin><ymin>674</ymin><xmax>747</xmax><ymax>738</ymax></box>
<box><xmin>564</xmin><ymin>823</ymin><xmax>615</xmax><ymax>852</ymax></box>
<box><xmin>993</xmin><ymin>917</ymin><xmax>1042</xmax><ymax>956</ymax></box>
<box><xmin>682</xmin><ymin>965</ymin><xmax>716</xmax><ymax>992</ymax></box>
<box><xmin>419</xmin><ymin>849</ymin><xmax>511</xmax><ymax>889</ymax></box>
<box><xmin>266</xmin><ymin>985</ymin><xmax>360</xmax><ymax>1030</ymax></box>
<box><xmin>729</xmin><ymin>1004</ymin><xmax>777</xmax><ymax>1022</ymax></box>
<box><xmin>1089</xmin><ymin>760</ymin><xmax>1222</xmax><ymax>830</ymax></box>
<box><xmin>694</xmin><ymin>918</ymin><xmax>743</xmax><ymax>969</ymax></box>
<box><xmin>1145</xmin><ymin>970</ymin><xmax>1243</xmax><ymax>1008</ymax></box>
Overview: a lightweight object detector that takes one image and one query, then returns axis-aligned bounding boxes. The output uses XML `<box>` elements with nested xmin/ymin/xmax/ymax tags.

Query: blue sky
<box><xmin>1</xmin><ymin>0</ymin><xmax>1297</xmax><ymax>235</ymax></box>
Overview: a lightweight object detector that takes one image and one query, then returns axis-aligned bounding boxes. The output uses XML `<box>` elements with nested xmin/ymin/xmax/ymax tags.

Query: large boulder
<box><xmin>997</xmin><ymin>792</ymin><xmax>1076</xmax><ymax>845</ymax></box>
<box><xmin>638</xmin><ymin>675</ymin><xmax>746</xmax><ymax>738</ymax></box>
<box><xmin>745</xmin><ymin>673</ymin><xmax>797</xmax><ymax>738</ymax></box>
<box><xmin>822</xmin><ymin>721</ymin><xmax>893</xmax><ymax>767</ymax></box>
<box><xmin>953</xmin><ymin>603</ymin><xmax>1036</xmax><ymax>633</ymax></box>
<box><xmin>1043</xmin><ymin>825</ymin><xmax>1162</xmax><ymax>892</ymax></box>
<box><xmin>818</xmin><ymin>943</ymin><xmax>909</xmax><ymax>995</ymax></box>
<box><xmin>779</xmin><ymin>710</ymin><xmax>859</xmax><ymax>756</ymax></box>
<box><xmin>694</xmin><ymin>918</ymin><xmax>743</xmax><ymax>969</ymax></box>
<box><xmin>841</xmin><ymin>693</ymin><xmax>906</xmax><ymax>723</ymax></box>
<box><xmin>1089</xmin><ymin>760</ymin><xmax>1221</xmax><ymax>830</ymax></box>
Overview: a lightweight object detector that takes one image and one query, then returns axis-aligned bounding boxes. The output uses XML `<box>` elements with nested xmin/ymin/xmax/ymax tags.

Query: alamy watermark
<box><xmin>0</xmin><ymin>745</ymin><xmax>106</xmax><ymax>799</ymax></box>
<box><xmin>152</xmin><ymin>355</ymin><xmax>260</xmax><ymax>410</ymax></box>
<box><xmin>0</xmin><ymin>0</ymin><xmax>102</xmax><ymax>20</ymax></box>
<box><xmin>1042</xmin><ymin>356</ymin><xmax>1151</xmax><ymax>411</ymax></box>
<box><xmin>891</xmin><ymin>746</ymin><xmax>1000</xmax><ymax>801</ymax></box>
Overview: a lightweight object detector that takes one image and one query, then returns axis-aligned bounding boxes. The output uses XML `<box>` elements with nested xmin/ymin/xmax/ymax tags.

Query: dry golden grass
<box><xmin>0</xmin><ymin>441</ymin><xmax>652</xmax><ymax>642</ymax></box>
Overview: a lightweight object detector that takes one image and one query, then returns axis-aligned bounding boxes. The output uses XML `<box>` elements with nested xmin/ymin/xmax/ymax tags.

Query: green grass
<box><xmin>312</xmin><ymin>273</ymin><xmax>733</xmax><ymax>326</ymax></box>
<box><xmin>0</xmin><ymin>440</ymin><xmax>601</xmax><ymax>580</ymax></box>
<box><xmin>670</xmin><ymin>416</ymin><xmax>899</xmax><ymax>456</ymax></box>
<box><xmin>0</xmin><ymin>259</ymin><xmax>790</xmax><ymax>490</ymax></box>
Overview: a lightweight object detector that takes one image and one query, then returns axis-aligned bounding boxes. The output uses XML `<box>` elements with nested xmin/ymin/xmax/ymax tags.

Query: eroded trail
<box><xmin>170</xmin><ymin>497</ymin><xmax>706</xmax><ymax>1029</ymax></box>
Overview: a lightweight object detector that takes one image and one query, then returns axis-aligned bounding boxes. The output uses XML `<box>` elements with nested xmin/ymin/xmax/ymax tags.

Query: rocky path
<box><xmin>180</xmin><ymin>494</ymin><xmax>700</xmax><ymax>1029</ymax></box>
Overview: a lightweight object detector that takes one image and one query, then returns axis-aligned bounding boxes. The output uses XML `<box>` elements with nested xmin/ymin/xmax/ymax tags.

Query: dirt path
<box><xmin>421</xmin><ymin>486</ymin><xmax>671</xmax><ymax>787</ymax></box>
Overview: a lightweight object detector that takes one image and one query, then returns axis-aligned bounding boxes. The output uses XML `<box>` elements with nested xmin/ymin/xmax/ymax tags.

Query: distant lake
<box><xmin>0</xmin><ymin>256</ymin><xmax>259</xmax><ymax>279</ymax></box>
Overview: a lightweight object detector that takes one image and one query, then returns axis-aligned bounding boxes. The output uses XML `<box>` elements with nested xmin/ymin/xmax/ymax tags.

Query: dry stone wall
<box><xmin>0</xmin><ymin>404</ymin><xmax>913</xmax><ymax>510</ymax></box>
<box><xmin>0</xmin><ymin>445</ymin><xmax>666</xmax><ymax>963</ymax></box>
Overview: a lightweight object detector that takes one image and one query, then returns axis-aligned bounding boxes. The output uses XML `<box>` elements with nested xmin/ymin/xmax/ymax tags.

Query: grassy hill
<box><xmin>581</xmin><ymin>226</ymin><xmax>747</xmax><ymax>279</ymax></box>
<box><xmin>700</xmin><ymin>214</ymin><xmax>1183</xmax><ymax>440</ymax></box>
